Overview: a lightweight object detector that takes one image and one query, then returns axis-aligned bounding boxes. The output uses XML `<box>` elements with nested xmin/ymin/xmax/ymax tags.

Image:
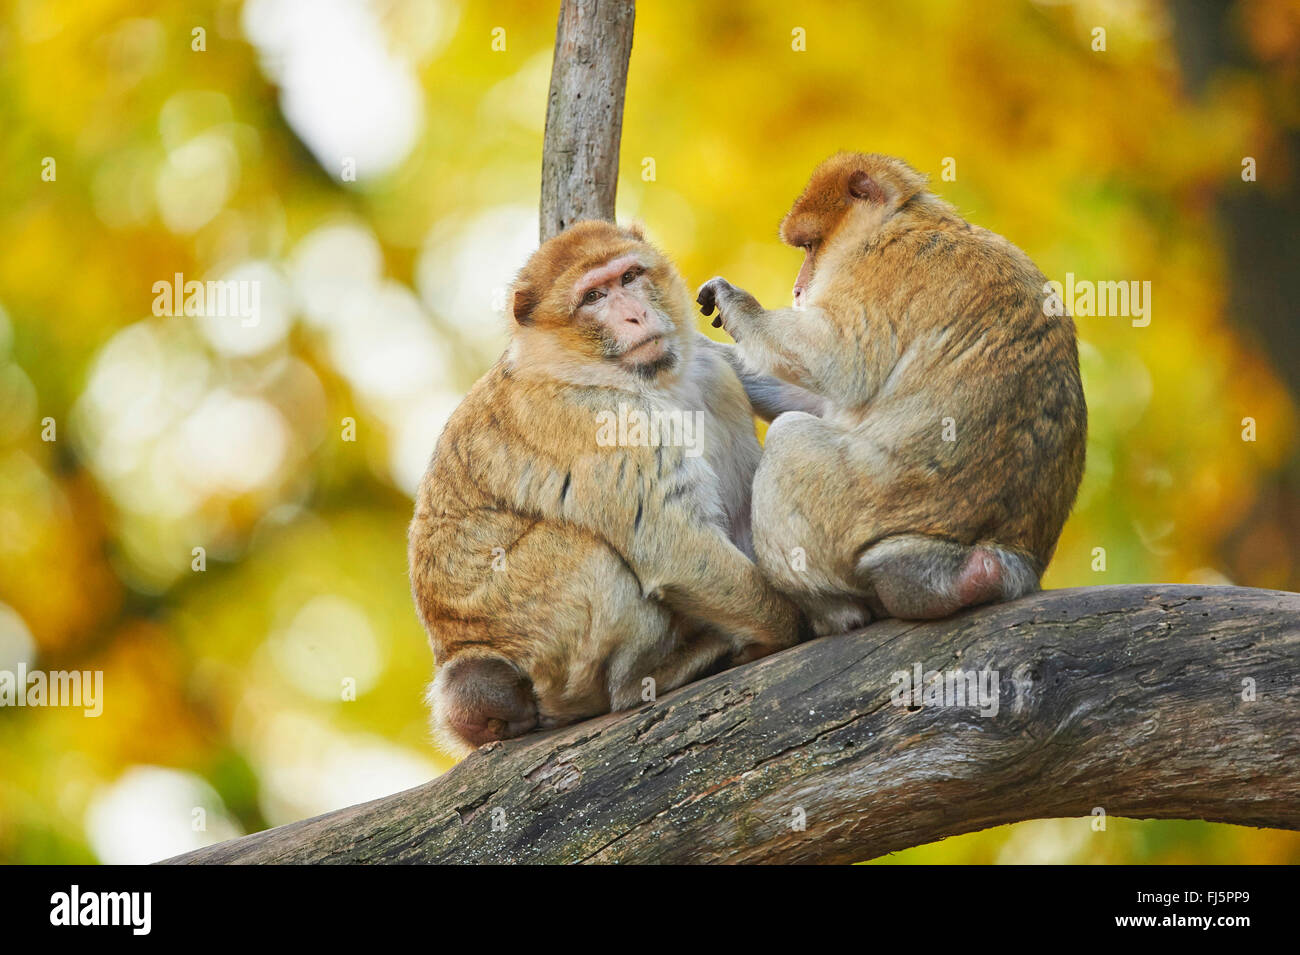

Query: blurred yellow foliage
<box><xmin>1</xmin><ymin>0</ymin><xmax>1297</xmax><ymax>863</ymax></box>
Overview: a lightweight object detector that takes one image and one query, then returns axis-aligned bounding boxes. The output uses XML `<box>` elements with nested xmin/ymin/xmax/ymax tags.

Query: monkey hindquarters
<box><xmin>427</xmin><ymin>653</ymin><xmax>538</xmax><ymax>749</ymax></box>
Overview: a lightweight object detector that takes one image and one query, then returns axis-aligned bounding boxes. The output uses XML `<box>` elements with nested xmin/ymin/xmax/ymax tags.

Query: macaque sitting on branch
<box><xmin>699</xmin><ymin>152</ymin><xmax>1087</xmax><ymax>636</ymax></box>
<box><xmin>410</xmin><ymin>221</ymin><xmax>803</xmax><ymax>754</ymax></box>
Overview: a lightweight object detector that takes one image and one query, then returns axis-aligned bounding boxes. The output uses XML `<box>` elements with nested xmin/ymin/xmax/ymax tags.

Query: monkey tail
<box><xmin>426</xmin><ymin>651</ymin><xmax>539</xmax><ymax>755</ymax></box>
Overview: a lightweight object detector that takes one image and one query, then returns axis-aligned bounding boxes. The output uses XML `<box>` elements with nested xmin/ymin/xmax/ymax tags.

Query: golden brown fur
<box><xmin>698</xmin><ymin>153</ymin><xmax>1087</xmax><ymax>633</ymax></box>
<box><xmin>410</xmin><ymin>221</ymin><xmax>802</xmax><ymax>754</ymax></box>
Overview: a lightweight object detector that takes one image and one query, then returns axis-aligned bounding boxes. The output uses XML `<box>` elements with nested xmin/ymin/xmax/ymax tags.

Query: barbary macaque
<box><xmin>698</xmin><ymin>152</ymin><xmax>1087</xmax><ymax>635</ymax></box>
<box><xmin>409</xmin><ymin>220</ymin><xmax>803</xmax><ymax>754</ymax></box>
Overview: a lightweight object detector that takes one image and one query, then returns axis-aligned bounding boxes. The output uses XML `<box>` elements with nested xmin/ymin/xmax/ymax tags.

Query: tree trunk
<box><xmin>538</xmin><ymin>0</ymin><xmax>636</xmax><ymax>240</ymax></box>
<box><xmin>163</xmin><ymin>585</ymin><xmax>1300</xmax><ymax>864</ymax></box>
<box><xmin>1169</xmin><ymin>0</ymin><xmax>1300</xmax><ymax>593</ymax></box>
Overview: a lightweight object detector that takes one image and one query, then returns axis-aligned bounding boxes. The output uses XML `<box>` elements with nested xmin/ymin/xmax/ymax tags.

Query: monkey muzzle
<box><xmin>619</xmin><ymin>333</ymin><xmax>668</xmax><ymax>364</ymax></box>
<box><xmin>792</xmin><ymin>250</ymin><xmax>816</xmax><ymax>308</ymax></box>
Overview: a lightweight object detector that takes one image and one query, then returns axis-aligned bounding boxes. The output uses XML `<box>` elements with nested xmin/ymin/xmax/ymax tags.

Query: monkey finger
<box><xmin>711</xmin><ymin>315</ymin><xmax>722</xmax><ymax>328</ymax></box>
<box><xmin>697</xmin><ymin>276</ymin><xmax>734</xmax><ymax>317</ymax></box>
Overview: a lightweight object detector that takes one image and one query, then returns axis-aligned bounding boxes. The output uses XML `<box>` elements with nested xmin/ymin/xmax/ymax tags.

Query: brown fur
<box><xmin>698</xmin><ymin>153</ymin><xmax>1087</xmax><ymax>633</ymax></box>
<box><xmin>410</xmin><ymin>221</ymin><xmax>802</xmax><ymax>753</ymax></box>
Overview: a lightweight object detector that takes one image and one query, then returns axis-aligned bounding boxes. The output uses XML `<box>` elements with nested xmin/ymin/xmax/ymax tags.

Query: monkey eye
<box><xmin>621</xmin><ymin>267</ymin><xmax>642</xmax><ymax>286</ymax></box>
<box><xmin>581</xmin><ymin>288</ymin><xmax>604</xmax><ymax>306</ymax></box>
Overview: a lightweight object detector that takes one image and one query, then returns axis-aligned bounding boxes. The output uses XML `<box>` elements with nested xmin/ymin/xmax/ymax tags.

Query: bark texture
<box><xmin>538</xmin><ymin>0</ymin><xmax>636</xmax><ymax>240</ymax></box>
<box><xmin>165</xmin><ymin>585</ymin><xmax>1300</xmax><ymax>865</ymax></box>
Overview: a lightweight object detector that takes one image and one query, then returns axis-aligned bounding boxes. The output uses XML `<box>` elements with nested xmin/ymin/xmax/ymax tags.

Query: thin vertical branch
<box><xmin>539</xmin><ymin>0</ymin><xmax>636</xmax><ymax>240</ymax></box>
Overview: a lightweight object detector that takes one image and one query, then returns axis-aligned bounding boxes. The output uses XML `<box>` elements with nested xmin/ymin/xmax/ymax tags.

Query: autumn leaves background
<box><xmin>1</xmin><ymin>0</ymin><xmax>1297</xmax><ymax>862</ymax></box>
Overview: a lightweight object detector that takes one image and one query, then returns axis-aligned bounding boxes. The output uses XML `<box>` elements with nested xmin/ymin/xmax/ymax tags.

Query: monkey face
<box><xmin>571</xmin><ymin>254</ymin><xmax>678</xmax><ymax>376</ymax></box>
<box><xmin>779</xmin><ymin>152</ymin><xmax>931</xmax><ymax>306</ymax></box>
<box><xmin>509</xmin><ymin>221</ymin><xmax>690</xmax><ymax>382</ymax></box>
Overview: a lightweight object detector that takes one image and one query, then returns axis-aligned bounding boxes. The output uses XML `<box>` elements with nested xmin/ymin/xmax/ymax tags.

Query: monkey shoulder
<box><xmin>682</xmin><ymin>345</ymin><xmax>754</xmax><ymax>426</ymax></box>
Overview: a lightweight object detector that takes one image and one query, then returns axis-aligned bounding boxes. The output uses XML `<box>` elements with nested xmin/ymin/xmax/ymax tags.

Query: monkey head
<box><xmin>510</xmin><ymin>221</ymin><xmax>693</xmax><ymax>382</ymax></box>
<box><xmin>780</xmin><ymin>152</ymin><xmax>931</xmax><ymax>306</ymax></box>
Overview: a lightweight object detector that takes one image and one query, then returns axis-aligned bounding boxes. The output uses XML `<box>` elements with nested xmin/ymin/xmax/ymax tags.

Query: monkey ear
<box><xmin>623</xmin><ymin>221</ymin><xmax>646</xmax><ymax>241</ymax></box>
<box><xmin>511</xmin><ymin>286</ymin><xmax>537</xmax><ymax>325</ymax></box>
<box><xmin>848</xmin><ymin>171</ymin><xmax>887</xmax><ymax>204</ymax></box>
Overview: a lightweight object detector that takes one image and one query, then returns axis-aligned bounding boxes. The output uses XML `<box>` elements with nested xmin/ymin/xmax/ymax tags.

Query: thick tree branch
<box><xmin>165</xmin><ymin>585</ymin><xmax>1300</xmax><ymax>864</ymax></box>
<box><xmin>539</xmin><ymin>0</ymin><xmax>635</xmax><ymax>240</ymax></box>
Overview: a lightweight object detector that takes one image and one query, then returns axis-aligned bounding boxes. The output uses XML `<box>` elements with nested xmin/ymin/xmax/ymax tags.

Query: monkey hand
<box><xmin>695</xmin><ymin>276</ymin><xmax>732</xmax><ymax>324</ymax></box>
<box><xmin>697</xmin><ymin>276</ymin><xmax>758</xmax><ymax>340</ymax></box>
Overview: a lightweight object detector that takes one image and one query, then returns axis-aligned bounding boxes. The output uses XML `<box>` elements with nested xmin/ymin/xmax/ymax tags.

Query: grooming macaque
<box><xmin>410</xmin><ymin>221</ymin><xmax>802</xmax><ymax>753</ymax></box>
<box><xmin>698</xmin><ymin>152</ymin><xmax>1086</xmax><ymax>635</ymax></box>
